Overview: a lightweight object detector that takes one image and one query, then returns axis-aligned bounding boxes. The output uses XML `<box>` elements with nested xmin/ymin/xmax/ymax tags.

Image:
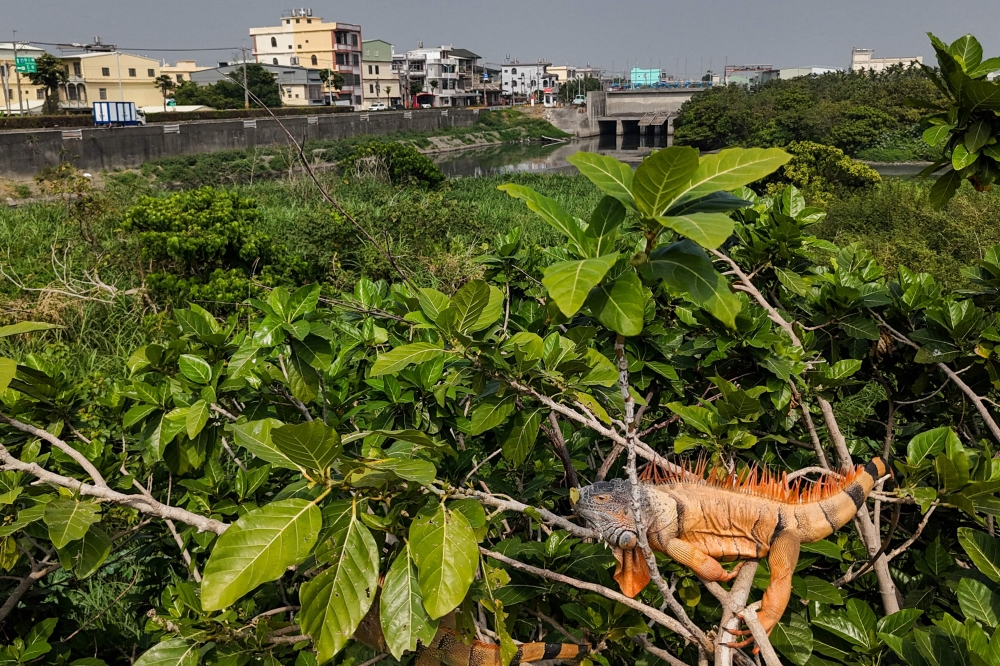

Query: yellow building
<box><xmin>161</xmin><ymin>60</ymin><xmax>210</xmax><ymax>85</ymax></box>
<box><xmin>250</xmin><ymin>8</ymin><xmax>364</xmax><ymax>107</ymax></box>
<box><xmin>0</xmin><ymin>42</ymin><xmax>48</xmax><ymax>115</ymax></box>
<box><xmin>58</xmin><ymin>52</ymin><xmax>164</xmax><ymax>110</ymax></box>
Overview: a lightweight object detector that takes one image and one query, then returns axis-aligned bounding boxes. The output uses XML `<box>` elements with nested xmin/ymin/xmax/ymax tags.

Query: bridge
<box><xmin>586</xmin><ymin>88</ymin><xmax>706</xmax><ymax>136</ymax></box>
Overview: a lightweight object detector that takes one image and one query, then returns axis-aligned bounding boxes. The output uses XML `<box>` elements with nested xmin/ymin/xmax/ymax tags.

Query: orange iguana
<box><xmin>575</xmin><ymin>458</ymin><xmax>888</xmax><ymax>642</ymax></box>
<box><xmin>354</xmin><ymin>601</ymin><xmax>589</xmax><ymax>666</ymax></box>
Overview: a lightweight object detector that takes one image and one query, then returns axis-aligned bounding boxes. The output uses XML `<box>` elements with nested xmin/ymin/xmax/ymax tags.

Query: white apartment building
<box><xmin>850</xmin><ymin>48</ymin><xmax>923</xmax><ymax>73</ymax></box>
<box><xmin>392</xmin><ymin>44</ymin><xmax>481</xmax><ymax>108</ymax></box>
<box><xmin>501</xmin><ymin>61</ymin><xmax>558</xmax><ymax>104</ymax></box>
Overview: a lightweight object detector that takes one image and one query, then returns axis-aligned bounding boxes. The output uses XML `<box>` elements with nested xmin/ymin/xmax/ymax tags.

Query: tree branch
<box><xmin>0</xmin><ymin>413</ymin><xmax>107</xmax><ymax>487</ymax></box>
<box><xmin>0</xmin><ymin>561</ymin><xmax>61</xmax><ymax>625</ymax></box>
<box><xmin>452</xmin><ymin>488</ymin><xmax>596</xmax><ymax>539</ymax></box>
<box><xmin>542</xmin><ymin>413</ymin><xmax>580</xmax><ymax>488</ymax></box>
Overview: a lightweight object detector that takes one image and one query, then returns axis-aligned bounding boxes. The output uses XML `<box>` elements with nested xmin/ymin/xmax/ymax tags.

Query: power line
<box><xmin>29</xmin><ymin>41</ymin><xmax>240</xmax><ymax>52</ymax></box>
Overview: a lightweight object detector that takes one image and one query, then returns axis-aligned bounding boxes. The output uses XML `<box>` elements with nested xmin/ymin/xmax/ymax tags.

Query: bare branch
<box><xmin>739</xmin><ymin>603</ymin><xmax>782</xmax><ymax>666</ymax></box>
<box><xmin>542</xmin><ymin>413</ymin><xmax>580</xmax><ymax>488</ymax></box>
<box><xmin>1</xmin><ymin>413</ymin><xmax>107</xmax><ymax>487</ymax></box>
<box><xmin>0</xmin><ymin>561</ymin><xmax>61</xmax><ymax>624</ymax></box>
<box><xmin>633</xmin><ymin>635</ymin><xmax>690</xmax><ymax>666</ymax></box>
<box><xmin>452</xmin><ymin>488</ymin><xmax>596</xmax><ymax>539</ymax></box>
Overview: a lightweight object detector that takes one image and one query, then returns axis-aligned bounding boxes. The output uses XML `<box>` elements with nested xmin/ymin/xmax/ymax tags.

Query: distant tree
<box><xmin>154</xmin><ymin>74</ymin><xmax>176</xmax><ymax>108</ymax></box>
<box><xmin>557</xmin><ymin>75</ymin><xmax>602</xmax><ymax>103</ymax></box>
<box><xmin>173</xmin><ymin>64</ymin><xmax>281</xmax><ymax>110</ymax></box>
<box><xmin>318</xmin><ymin>70</ymin><xmax>344</xmax><ymax>91</ymax></box>
<box><xmin>429</xmin><ymin>79</ymin><xmax>439</xmax><ymax>94</ymax></box>
<box><xmin>384</xmin><ymin>85</ymin><xmax>392</xmax><ymax>105</ymax></box>
<box><xmin>408</xmin><ymin>79</ymin><xmax>423</xmax><ymax>96</ymax></box>
<box><xmin>25</xmin><ymin>53</ymin><xmax>67</xmax><ymax>114</ymax></box>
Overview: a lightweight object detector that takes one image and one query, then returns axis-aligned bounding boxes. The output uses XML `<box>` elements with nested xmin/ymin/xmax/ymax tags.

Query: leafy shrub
<box><xmin>768</xmin><ymin>141</ymin><xmax>881</xmax><ymax>205</ymax></box>
<box><xmin>120</xmin><ymin>187</ymin><xmax>309</xmax><ymax>306</ymax></box>
<box><xmin>339</xmin><ymin>141</ymin><xmax>445</xmax><ymax>188</ymax></box>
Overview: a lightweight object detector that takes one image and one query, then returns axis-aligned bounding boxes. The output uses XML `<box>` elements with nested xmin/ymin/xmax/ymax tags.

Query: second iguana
<box><xmin>575</xmin><ymin>457</ymin><xmax>887</xmax><ymax>643</ymax></box>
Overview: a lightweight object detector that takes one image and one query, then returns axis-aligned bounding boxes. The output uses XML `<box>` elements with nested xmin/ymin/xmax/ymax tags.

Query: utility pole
<box><xmin>2</xmin><ymin>62</ymin><xmax>10</xmax><ymax>115</ymax></box>
<box><xmin>115</xmin><ymin>50</ymin><xmax>124</xmax><ymax>101</ymax></box>
<box><xmin>241</xmin><ymin>46</ymin><xmax>249</xmax><ymax>108</ymax></box>
<box><xmin>13</xmin><ymin>31</ymin><xmax>24</xmax><ymax>115</ymax></box>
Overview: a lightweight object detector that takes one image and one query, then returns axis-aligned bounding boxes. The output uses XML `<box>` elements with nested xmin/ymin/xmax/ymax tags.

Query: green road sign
<box><xmin>15</xmin><ymin>57</ymin><xmax>36</xmax><ymax>74</ymax></box>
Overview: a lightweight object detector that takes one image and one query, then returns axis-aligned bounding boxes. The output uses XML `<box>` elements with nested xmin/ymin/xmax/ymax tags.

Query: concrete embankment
<box><xmin>0</xmin><ymin>109</ymin><xmax>478</xmax><ymax>179</ymax></box>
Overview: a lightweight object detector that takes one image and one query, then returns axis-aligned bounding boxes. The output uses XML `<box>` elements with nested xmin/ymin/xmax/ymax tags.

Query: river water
<box><xmin>432</xmin><ymin>136</ymin><xmax>929</xmax><ymax>180</ymax></box>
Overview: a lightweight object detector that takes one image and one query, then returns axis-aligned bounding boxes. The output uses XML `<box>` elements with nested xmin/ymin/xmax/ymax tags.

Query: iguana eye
<box><xmin>595</xmin><ymin>494</ymin><xmax>610</xmax><ymax>502</ymax></box>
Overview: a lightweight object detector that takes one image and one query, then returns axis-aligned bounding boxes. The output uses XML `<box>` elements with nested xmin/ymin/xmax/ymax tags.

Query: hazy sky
<box><xmin>7</xmin><ymin>0</ymin><xmax>997</xmax><ymax>75</ymax></box>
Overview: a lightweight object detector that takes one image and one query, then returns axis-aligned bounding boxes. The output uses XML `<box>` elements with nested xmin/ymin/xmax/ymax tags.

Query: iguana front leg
<box><xmin>728</xmin><ymin>530</ymin><xmax>801</xmax><ymax>648</ymax></box>
<box><xmin>665</xmin><ymin>539</ymin><xmax>742</xmax><ymax>582</ymax></box>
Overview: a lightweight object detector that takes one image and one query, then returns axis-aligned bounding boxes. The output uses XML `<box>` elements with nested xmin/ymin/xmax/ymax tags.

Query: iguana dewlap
<box><xmin>575</xmin><ymin>458</ymin><xmax>887</xmax><ymax>637</ymax></box>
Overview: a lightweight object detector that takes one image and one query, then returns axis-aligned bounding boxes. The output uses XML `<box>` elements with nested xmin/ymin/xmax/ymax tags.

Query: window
<box><xmin>351</xmin><ymin>34</ymin><xmax>358</xmax><ymax>46</ymax></box>
<box><xmin>285</xmin><ymin>19</ymin><xmax>290</xmax><ymax>24</ymax></box>
<box><xmin>307</xmin><ymin>18</ymin><xmax>311</xmax><ymax>23</ymax></box>
<box><xmin>351</xmin><ymin>54</ymin><xmax>359</xmax><ymax>66</ymax></box>
<box><xmin>368</xmin><ymin>65</ymin><xmax>372</xmax><ymax>75</ymax></box>
<box><xmin>511</xmin><ymin>68</ymin><xmax>517</xmax><ymax>75</ymax></box>
<box><xmin>102</xmin><ymin>67</ymin><xmax>110</xmax><ymax>76</ymax></box>
<box><xmin>99</xmin><ymin>88</ymin><xmax>107</xmax><ymax>100</ymax></box>
<box><xmin>68</xmin><ymin>85</ymin><xmax>78</xmax><ymax>101</ymax></box>
<box><xmin>295</xmin><ymin>93</ymin><xmax>299</xmax><ymax>98</ymax></box>
<box><xmin>271</xmin><ymin>37</ymin><xmax>277</xmax><ymax>48</ymax></box>
<box><xmin>311</xmin><ymin>55</ymin><xmax>318</xmax><ymax>66</ymax></box>
<box><xmin>336</xmin><ymin>53</ymin><xmax>348</xmax><ymax>66</ymax></box>
<box><xmin>176</xmin><ymin>74</ymin><xmax>184</xmax><ymax>82</ymax></box>
<box><xmin>273</xmin><ymin>58</ymin><xmax>279</xmax><ymax>65</ymax></box>
<box><xmin>36</xmin><ymin>89</ymin><xmax>44</xmax><ymax>99</ymax></box>
<box><xmin>73</xmin><ymin>63</ymin><xmax>81</xmax><ymax>77</ymax></box>
<box><xmin>369</xmin><ymin>84</ymin><xmax>374</xmax><ymax>93</ymax></box>
<box><xmin>128</xmin><ymin>68</ymin><xmax>136</xmax><ymax>77</ymax></box>
<box><xmin>354</xmin><ymin>95</ymin><xmax>361</xmax><ymax>105</ymax></box>
<box><xmin>148</xmin><ymin>69</ymin><xmax>155</xmax><ymax>77</ymax></box>
<box><xmin>295</xmin><ymin>18</ymin><xmax>299</xmax><ymax>23</ymax></box>
<box><xmin>297</xmin><ymin>45</ymin><xmax>301</xmax><ymax>49</ymax></box>
<box><xmin>375</xmin><ymin>65</ymin><xmax>379</xmax><ymax>75</ymax></box>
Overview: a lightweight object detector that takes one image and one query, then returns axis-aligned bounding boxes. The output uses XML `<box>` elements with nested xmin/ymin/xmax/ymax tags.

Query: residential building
<box><xmin>58</xmin><ymin>52</ymin><xmax>163</xmax><ymax>110</ymax></box>
<box><xmin>393</xmin><ymin>45</ymin><xmax>481</xmax><ymax>108</ymax></box>
<box><xmin>190</xmin><ymin>63</ymin><xmax>325</xmax><ymax>106</ymax></box>
<box><xmin>758</xmin><ymin>66</ymin><xmax>839</xmax><ymax>83</ymax></box>
<box><xmin>362</xmin><ymin>39</ymin><xmax>398</xmax><ymax>108</ymax></box>
<box><xmin>161</xmin><ymin>60</ymin><xmax>210</xmax><ymax>84</ymax></box>
<box><xmin>249</xmin><ymin>8</ymin><xmax>363</xmax><ymax>107</ymax></box>
<box><xmin>0</xmin><ymin>42</ymin><xmax>47</xmax><ymax>115</ymax></box>
<box><xmin>630</xmin><ymin>68</ymin><xmax>662</xmax><ymax>86</ymax></box>
<box><xmin>850</xmin><ymin>48</ymin><xmax>922</xmax><ymax>72</ymax></box>
<box><xmin>500</xmin><ymin>61</ymin><xmax>557</xmax><ymax>103</ymax></box>
<box><xmin>548</xmin><ymin>65</ymin><xmax>603</xmax><ymax>84</ymax></box>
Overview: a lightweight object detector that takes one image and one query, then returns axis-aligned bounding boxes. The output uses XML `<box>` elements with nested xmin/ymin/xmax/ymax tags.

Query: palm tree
<box><xmin>154</xmin><ymin>75</ymin><xmax>176</xmax><ymax>110</ymax></box>
<box><xmin>385</xmin><ymin>85</ymin><xmax>391</xmax><ymax>107</ymax></box>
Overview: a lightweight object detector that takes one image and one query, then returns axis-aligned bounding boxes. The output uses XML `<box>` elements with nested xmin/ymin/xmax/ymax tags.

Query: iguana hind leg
<box><xmin>665</xmin><ymin>539</ymin><xmax>741</xmax><ymax>582</ymax></box>
<box><xmin>728</xmin><ymin>530</ymin><xmax>801</xmax><ymax>649</ymax></box>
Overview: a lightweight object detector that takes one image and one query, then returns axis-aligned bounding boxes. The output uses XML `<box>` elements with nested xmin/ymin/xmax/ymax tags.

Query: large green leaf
<box><xmin>178</xmin><ymin>354</ymin><xmax>212</xmax><ymax>385</ymax></box>
<box><xmin>43</xmin><ymin>499</ymin><xmax>101</xmax><ymax>549</ymax></box>
<box><xmin>467</xmin><ymin>286</ymin><xmax>505</xmax><ymax>333</ymax></box>
<box><xmin>202</xmin><ymin>499</ymin><xmax>321</xmax><ymax>611</ymax></box>
<box><xmin>632</xmin><ymin>146</ymin><xmax>700</xmax><ymax>217</ymax></box>
<box><xmin>958</xmin><ymin>528</ymin><xmax>1000</xmax><ymax>583</ymax></box>
<box><xmin>665</xmin><ymin>191</ymin><xmax>752</xmax><ymax>216</ymax></box>
<box><xmin>965</xmin><ymin>120</ymin><xmax>992</xmax><ymax>153</ymax></box>
<box><xmin>949</xmin><ymin>34</ymin><xmax>983</xmax><ymax>70</ymax></box>
<box><xmin>907</xmin><ymin>427</ymin><xmax>958</xmax><ymax>466</ymax></box>
<box><xmin>587</xmin><ymin>195</ymin><xmax>627</xmax><ymax>238</ymax></box>
<box><xmin>469</xmin><ymin>395</ymin><xmax>517</xmax><ymax>435</ymax></box>
<box><xmin>299</xmin><ymin>507</ymin><xmax>379</xmax><ymax>663</ymax></box>
<box><xmin>371</xmin><ymin>343</ymin><xmax>446</xmax><ymax>377</ymax></box>
<box><xmin>962</xmin><ymin>80</ymin><xmax>1000</xmax><ymax>111</ymax></box>
<box><xmin>565</xmin><ymin>152</ymin><xmax>635</xmax><ymax>208</ymax></box>
<box><xmin>410</xmin><ymin>503</ymin><xmax>478</xmax><ymax>619</ymax></box>
<box><xmin>0</xmin><ymin>322</ymin><xmax>59</xmax><ymax>338</ymax></box>
<box><xmin>271</xmin><ymin>421</ymin><xmax>342</xmax><ymax>473</ymax></box>
<box><xmin>133</xmin><ymin>640</ymin><xmax>199</xmax><ymax>666</ymax></box>
<box><xmin>643</xmin><ymin>241</ymin><xmax>741</xmax><ymax>328</ymax></box>
<box><xmin>441</xmin><ymin>280</ymin><xmax>491</xmax><ymax>333</ymax></box>
<box><xmin>876</xmin><ymin>609</ymin><xmax>923</xmax><ymax>637</ymax></box>
<box><xmin>0</xmin><ymin>357</ymin><xmax>16</xmax><ymax>394</ymax></box>
<box><xmin>671</xmin><ymin>147</ymin><xmax>791</xmax><ymax>204</ymax></box>
<box><xmin>542</xmin><ymin>254</ymin><xmax>619</xmax><ymax>317</ymax></box>
<box><xmin>656</xmin><ymin>212</ymin><xmax>735</xmax><ymax>250</ymax></box>
<box><xmin>380</xmin><ymin>544</ymin><xmax>440</xmax><ymax>659</ymax></box>
<box><xmin>958</xmin><ymin>578</ymin><xmax>1000</xmax><ymax>627</ymax></box>
<box><xmin>500</xmin><ymin>409</ymin><xmax>543</xmax><ymax>467</ymax></box>
<box><xmin>770</xmin><ymin>616</ymin><xmax>813</xmax><ymax>666</ymax></box>
<box><xmin>929</xmin><ymin>169</ymin><xmax>963</xmax><ymax>209</ymax></box>
<box><xmin>286</xmin><ymin>352</ymin><xmax>319</xmax><ymax>403</ymax></box>
<box><xmin>57</xmin><ymin>524</ymin><xmax>111</xmax><ymax>579</ymax></box>
<box><xmin>952</xmin><ymin>144</ymin><xmax>979</xmax><ymax>170</ymax></box>
<box><xmin>231</xmin><ymin>419</ymin><xmax>299</xmax><ymax>471</ymax></box>
<box><xmin>185</xmin><ymin>400</ymin><xmax>210</xmax><ymax>440</ymax></box>
<box><xmin>497</xmin><ymin>184</ymin><xmax>587</xmax><ymax>251</ymax></box>
<box><xmin>969</xmin><ymin>57</ymin><xmax>1000</xmax><ymax>79</ymax></box>
<box><xmin>923</xmin><ymin>124</ymin><xmax>954</xmax><ymax>147</ymax></box>
<box><xmin>585</xmin><ymin>271</ymin><xmax>647</xmax><ymax>337</ymax></box>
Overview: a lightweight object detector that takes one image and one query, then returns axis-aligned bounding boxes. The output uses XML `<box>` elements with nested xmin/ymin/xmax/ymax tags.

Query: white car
<box><xmin>420</xmin><ymin>103</ymin><xmax>432</xmax><ymax>109</ymax></box>
<box><xmin>369</xmin><ymin>103</ymin><xmax>388</xmax><ymax>111</ymax></box>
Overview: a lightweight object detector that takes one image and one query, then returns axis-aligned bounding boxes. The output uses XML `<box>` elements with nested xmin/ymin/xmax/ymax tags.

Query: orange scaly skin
<box><xmin>576</xmin><ymin>458</ymin><xmax>888</xmax><ymax>641</ymax></box>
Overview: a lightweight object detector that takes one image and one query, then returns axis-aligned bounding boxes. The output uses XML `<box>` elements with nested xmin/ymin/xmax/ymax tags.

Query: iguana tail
<box><xmin>800</xmin><ymin>457</ymin><xmax>888</xmax><ymax>541</ymax></box>
<box><xmin>415</xmin><ymin>627</ymin><xmax>589</xmax><ymax>666</ymax></box>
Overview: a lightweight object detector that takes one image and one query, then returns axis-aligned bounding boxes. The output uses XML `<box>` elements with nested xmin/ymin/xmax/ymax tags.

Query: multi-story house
<box><xmin>850</xmin><ymin>48</ymin><xmax>922</xmax><ymax>73</ymax></box>
<box><xmin>362</xmin><ymin>39</ymin><xmax>398</xmax><ymax>108</ymax></box>
<box><xmin>250</xmin><ymin>8</ymin><xmax>363</xmax><ymax>107</ymax></box>
<box><xmin>58</xmin><ymin>52</ymin><xmax>163</xmax><ymax>110</ymax></box>
<box><xmin>190</xmin><ymin>63</ymin><xmax>325</xmax><ymax>107</ymax></box>
<box><xmin>161</xmin><ymin>60</ymin><xmax>210</xmax><ymax>85</ymax></box>
<box><xmin>393</xmin><ymin>44</ymin><xmax>481</xmax><ymax>108</ymax></box>
<box><xmin>0</xmin><ymin>42</ymin><xmax>46</xmax><ymax>114</ymax></box>
<box><xmin>501</xmin><ymin>61</ymin><xmax>558</xmax><ymax>103</ymax></box>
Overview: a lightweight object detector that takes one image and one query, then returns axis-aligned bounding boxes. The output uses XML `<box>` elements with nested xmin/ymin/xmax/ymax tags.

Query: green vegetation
<box><xmin>24</xmin><ymin>53</ymin><xmax>69</xmax><ymax>115</ymax></box>
<box><xmin>174</xmin><ymin>63</ymin><xmax>282</xmax><ymax>109</ymax></box>
<box><xmin>766</xmin><ymin>140</ymin><xmax>882</xmax><ymax>205</ymax></box>
<box><xmin>339</xmin><ymin>142</ymin><xmax>445</xmax><ymax>188</ymax></box>
<box><xmin>674</xmin><ymin>65</ymin><xmax>944</xmax><ymax>161</ymax></box>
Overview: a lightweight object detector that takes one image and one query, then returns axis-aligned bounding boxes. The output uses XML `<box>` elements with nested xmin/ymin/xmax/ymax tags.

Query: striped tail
<box><xmin>803</xmin><ymin>458</ymin><xmax>887</xmax><ymax>541</ymax></box>
<box><xmin>416</xmin><ymin>628</ymin><xmax>588</xmax><ymax>666</ymax></box>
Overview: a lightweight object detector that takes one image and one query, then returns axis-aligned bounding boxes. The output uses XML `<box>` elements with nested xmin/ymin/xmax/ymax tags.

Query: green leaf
<box><xmin>443</xmin><ymin>280</ymin><xmax>491</xmax><ymax>333</ymax></box>
<box><xmin>0</xmin><ymin>357</ymin><xmax>18</xmax><ymax>394</ymax></box>
<box><xmin>644</xmin><ymin>241</ymin><xmax>741</xmax><ymax>328</ymax></box>
<box><xmin>962</xmin><ymin>79</ymin><xmax>1000</xmax><ymax>112</ymax></box>
<box><xmin>949</xmin><ymin>34</ymin><xmax>983</xmax><ymax>70</ymax></box>
<box><xmin>907</xmin><ymin>427</ymin><xmax>958</xmax><ymax>466</ymax></box>
<box><xmin>133</xmin><ymin>640</ymin><xmax>199</xmax><ymax>666</ymax></box>
<box><xmin>57</xmin><ymin>525</ymin><xmax>111</xmax><ymax>579</ymax></box>
<box><xmin>958</xmin><ymin>578</ymin><xmax>1000</xmax><ymax>627</ymax></box>
<box><xmin>632</xmin><ymin>146</ymin><xmax>700</xmax><ymax>217</ymax></box>
<box><xmin>585</xmin><ymin>271</ymin><xmax>647</xmax><ymax>337</ymax></box>
<box><xmin>292</xmin><ymin>337</ymin><xmax>333</xmax><ymax>372</ymax></box>
<box><xmin>286</xmin><ymin>352</ymin><xmax>319</xmax><ymax>403</ymax></box>
<box><xmin>968</xmin><ymin>57</ymin><xmax>1000</xmax><ymax>79</ymax></box>
<box><xmin>410</xmin><ymin>503</ymin><xmax>478</xmax><ymax>620</ymax></box>
<box><xmin>416</xmin><ymin>288</ymin><xmax>450</xmax><ymax>323</ymax></box>
<box><xmin>958</xmin><ymin>528</ymin><xmax>1000</xmax><ymax>583</ymax></box>
<box><xmin>0</xmin><ymin>322</ymin><xmax>59</xmax><ymax>338</ymax></box>
<box><xmin>231</xmin><ymin>418</ymin><xmax>299</xmax><ymax>471</ymax></box>
<box><xmin>300</xmin><ymin>507</ymin><xmax>379</xmax><ymax>663</ymax></box>
<box><xmin>287</xmin><ymin>284</ymin><xmax>321</xmax><ymax>320</ymax></box>
<box><xmin>469</xmin><ymin>395</ymin><xmax>517</xmax><ymax>436</ymax></box>
<box><xmin>380</xmin><ymin>544</ymin><xmax>440</xmax><ymax>660</ymax></box>
<box><xmin>178</xmin><ymin>354</ymin><xmax>212</xmax><ymax>385</ymax></box>
<box><xmin>468</xmin><ymin>286</ymin><xmax>504</xmax><ymax>333</ymax></box>
<box><xmin>876</xmin><ymin>609</ymin><xmax>923</xmax><ymax>637</ymax></box>
<box><xmin>202</xmin><ymin>499</ymin><xmax>321</xmax><ymax>611</ymax></box>
<box><xmin>923</xmin><ymin>124</ymin><xmax>954</xmax><ymax>147</ymax></box>
<box><xmin>775</xmin><ymin>267</ymin><xmax>810</xmax><ymax>297</ymax></box>
<box><xmin>656</xmin><ymin>212</ymin><xmax>735</xmax><ymax>250</ymax></box>
<box><xmin>800</xmin><ymin>539</ymin><xmax>843</xmax><ymax>561</ymax></box>
<box><xmin>497</xmin><ymin>184</ymin><xmax>587</xmax><ymax>251</ymax></box>
<box><xmin>587</xmin><ymin>195</ymin><xmax>627</xmax><ymax>238</ymax></box>
<box><xmin>271</xmin><ymin>421</ymin><xmax>342</xmax><ymax>472</ymax></box>
<box><xmin>665</xmin><ymin>191</ymin><xmax>752</xmax><ymax>216</ymax></box>
<box><xmin>770</xmin><ymin>616</ymin><xmax>813</xmax><ymax>666</ymax></box>
<box><xmin>43</xmin><ymin>499</ymin><xmax>101</xmax><ymax>549</ymax></box>
<box><xmin>501</xmin><ymin>409</ymin><xmax>543</xmax><ymax>467</ymax></box>
<box><xmin>802</xmin><ymin>576</ymin><xmax>844</xmax><ymax>605</ymax></box>
<box><xmin>952</xmin><ymin>144</ymin><xmax>979</xmax><ymax>170</ymax></box>
<box><xmin>929</xmin><ymin>169</ymin><xmax>963</xmax><ymax>210</ymax></box>
<box><xmin>671</xmin><ymin>147</ymin><xmax>792</xmax><ymax>204</ymax></box>
<box><xmin>186</xmin><ymin>400</ymin><xmax>210</xmax><ymax>440</ymax></box>
<box><xmin>362</xmin><ymin>458</ymin><xmax>438</xmax><ymax>487</ymax></box>
<box><xmin>371</xmin><ymin>343</ymin><xmax>446</xmax><ymax>377</ymax></box>
<box><xmin>840</xmin><ymin>315</ymin><xmax>880</xmax><ymax>340</ymax></box>
<box><xmin>565</xmin><ymin>152</ymin><xmax>635</xmax><ymax>208</ymax></box>
<box><xmin>542</xmin><ymin>254</ymin><xmax>619</xmax><ymax>317</ymax></box>
<box><xmin>965</xmin><ymin>119</ymin><xmax>992</xmax><ymax>153</ymax></box>
<box><xmin>124</xmin><ymin>403</ymin><xmax>159</xmax><ymax>430</ymax></box>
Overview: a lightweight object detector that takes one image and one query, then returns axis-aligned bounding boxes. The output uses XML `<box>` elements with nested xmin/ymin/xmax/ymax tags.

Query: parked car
<box><xmin>572</xmin><ymin>94</ymin><xmax>587</xmax><ymax>106</ymax></box>
<box><xmin>420</xmin><ymin>103</ymin><xmax>432</xmax><ymax>109</ymax></box>
<box><xmin>369</xmin><ymin>103</ymin><xmax>388</xmax><ymax>111</ymax></box>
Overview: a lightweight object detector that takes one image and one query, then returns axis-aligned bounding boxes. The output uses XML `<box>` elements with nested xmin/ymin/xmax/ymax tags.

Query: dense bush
<box><xmin>339</xmin><ymin>141</ymin><xmax>445</xmax><ymax>188</ymax></box>
<box><xmin>765</xmin><ymin>141</ymin><xmax>881</xmax><ymax>205</ymax></box>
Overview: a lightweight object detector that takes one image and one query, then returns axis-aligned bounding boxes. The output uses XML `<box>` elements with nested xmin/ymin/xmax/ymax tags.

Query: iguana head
<box><xmin>575</xmin><ymin>479</ymin><xmax>651</xmax><ymax>598</ymax></box>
